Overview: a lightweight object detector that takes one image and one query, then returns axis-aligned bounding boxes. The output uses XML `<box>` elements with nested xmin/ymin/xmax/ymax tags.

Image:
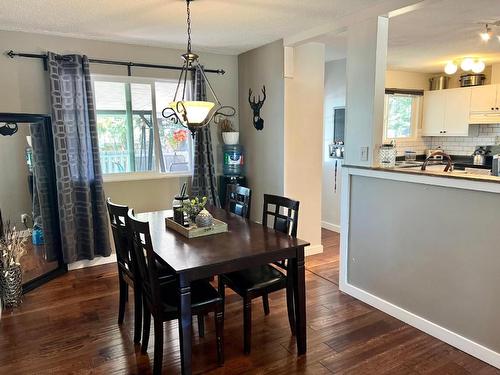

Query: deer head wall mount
<box><xmin>248</xmin><ymin>86</ymin><xmax>266</xmax><ymax>131</ymax></box>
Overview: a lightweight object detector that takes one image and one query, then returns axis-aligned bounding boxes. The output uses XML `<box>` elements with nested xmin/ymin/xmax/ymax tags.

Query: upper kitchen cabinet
<box><xmin>469</xmin><ymin>84</ymin><xmax>500</xmax><ymax>124</ymax></box>
<box><xmin>422</xmin><ymin>87</ymin><xmax>471</xmax><ymax>136</ymax></box>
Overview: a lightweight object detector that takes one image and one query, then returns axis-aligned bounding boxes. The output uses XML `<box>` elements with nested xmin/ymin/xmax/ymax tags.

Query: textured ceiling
<box><xmin>323</xmin><ymin>0</ymin><xmax>500</xmax><ymax>72</ymax></box>
<box><xmin>0</xmin><ymin>0</ymin><xmax>375</xmax><ymax>55</ymax></box>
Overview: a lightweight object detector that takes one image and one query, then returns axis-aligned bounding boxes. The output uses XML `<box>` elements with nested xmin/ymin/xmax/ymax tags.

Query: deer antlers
<box><xmin>248</xmin><ymin>85</ymin><xmax>266</xmax><ymax>109</ymax></box>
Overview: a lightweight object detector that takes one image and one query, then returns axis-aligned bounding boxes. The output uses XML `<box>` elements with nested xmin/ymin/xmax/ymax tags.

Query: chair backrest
<box><xmin>127</xmin><ymin>209</ymin><xmax>162</xmax><ymax>311</ymax></box>
<box><xmin>106</xmin><ymin>198</ymin><xmax>134</xmax><ymax>276</ymax></box>
<box><xmin>262</xmin><ymin>194</ymin><xmax>299</xmax><ymax>238</ymax></box>
<box><xmin>225</xmin><ymin>184</ymin><xmax>252</xmax><ymax>219</ymax></box>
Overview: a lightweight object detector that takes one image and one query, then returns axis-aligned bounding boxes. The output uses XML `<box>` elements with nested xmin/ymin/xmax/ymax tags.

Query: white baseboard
<box><xmin>305</xmin><ymin>244</ymin><xmax>323</xmax><ymax>256</ymax></box>
<box><xmin>321</xmin><ymin>221</ymin><xmax>340</xmax><ymax>233</ymax></box>
<box><xmin>68</xmin><ymin>253</ymin><xmax>117</xmax><ymax>271</ymax></box>
<box><xmin>340</xmin><ymin>281</ymin><xmax>500</xmax><ymax>369</ymax></box>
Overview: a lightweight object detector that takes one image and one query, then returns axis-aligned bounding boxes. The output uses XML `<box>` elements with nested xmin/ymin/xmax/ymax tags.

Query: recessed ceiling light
<box><xmin>444</xmin><ymin>61</ymin><xmax>458</xmax><ymax>75</ymax></box>
<box><xmin>461</xmin><ymin>57</ymin><xmax>474</xmax><ymax>71</ymax></box>
<box><xmin>472</xmin><ymin>60</ymin><xmax>486</xmax><ymax>73</ymax></box>
<box><xmin>480</xmin><ymin>24</ymin><xmax>492</xmax><ymax>41</ymax></box>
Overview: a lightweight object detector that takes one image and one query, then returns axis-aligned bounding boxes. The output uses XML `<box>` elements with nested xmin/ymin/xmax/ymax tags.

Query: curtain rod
<box><xmin>6</xmin><ymin>50</ymin><xmax>226</xmax><ymax>76</ymax></box>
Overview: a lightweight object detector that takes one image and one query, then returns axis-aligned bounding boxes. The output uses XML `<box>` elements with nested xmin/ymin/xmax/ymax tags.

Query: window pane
<box><xmin>155</xmin><ymin>81</ymin><xmax>191</xmax><ymax>173</ymax></box>
<box><xmin>131</xmin><ymin>83</ymin><xmax>155</xmax><ymax>172</ymax></box>
<box><xmin>96</xmin><ymin>114</ymin><xmax>130</xmax><ymax>173</ymax></box>
<box><xmin>386</xmin><ymin>95</ymin><xmax>413</xmax><ymax>139</ymax></box>
<box><xmin>94</xmin><ymin>81</ymin><xmax>126</xmax><ymax>110</ymax></box>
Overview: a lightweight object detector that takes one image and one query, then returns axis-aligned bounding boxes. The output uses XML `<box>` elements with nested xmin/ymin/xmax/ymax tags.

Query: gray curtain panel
<box><xmin>47</xmin><ymin>52</ymin><xmax>110</xmax><ymax>263</ymax></box>
<box><xmin>190</xmin><ymin>68</ymin><xmax>221</xmax><ymax>207</ymax></box>
<box><xmin>30</xmin><ymin>122</ymin><xmax>60</xmax><ymax>262</ymax></box>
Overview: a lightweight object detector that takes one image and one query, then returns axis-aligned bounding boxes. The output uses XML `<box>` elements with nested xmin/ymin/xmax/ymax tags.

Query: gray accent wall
<box><xmin>348</xmin><ymin>175</ymin><xmax>500</xmax><ymax>352</ymax></box>
<box><xmin>238</xmin><ymin>40</ymin><xmax>285</xmax><ymax>221</ymax></box>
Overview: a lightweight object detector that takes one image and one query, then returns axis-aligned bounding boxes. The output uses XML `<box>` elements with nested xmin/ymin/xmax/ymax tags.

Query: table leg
<box><xmin>293</xmin><ymin>246</ymin><xmax>307</xmax><ymax>355</ymax></box>
<box><xmin>178</xmin><ymin>275</ymin><xmax>192</xmax><ymax>375</ymax></box>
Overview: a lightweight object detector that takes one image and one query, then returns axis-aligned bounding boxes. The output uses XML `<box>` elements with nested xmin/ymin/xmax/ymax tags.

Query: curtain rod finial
<box><xmin>6</xmin><ymin>50</ymin><xmax>15</xmax><ymax>58</ymax></box>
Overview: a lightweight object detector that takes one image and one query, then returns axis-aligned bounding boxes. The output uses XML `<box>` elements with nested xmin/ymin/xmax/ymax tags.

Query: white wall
<box><xmin>284</xmin><ymin>42</ymin><xmax>325</xmax><ymax>254</ymax></box>
<box><xmin>322</xmin><ymin>59</ymin><xmax>346</xmax><ymax>231</ymax></box>
<box><xmin>238</xmin><ymin>40</ymin><xmax>285</xmax><ymax>221</ymax></box>
<box><xmin>0</xmin><ymin>30</ymin><xmax>238</xmax><ymax>212</ymax></box>
<box><xmin>345</xmin><ymin>16</ymin><xmax>388</xmax><ymax>166</ymax></box>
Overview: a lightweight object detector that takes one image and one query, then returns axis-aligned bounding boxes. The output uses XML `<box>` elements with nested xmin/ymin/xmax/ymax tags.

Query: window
<box><xmin>383</xmin><ymin>93</ymin><xmax>421</xmax><ymax>140</ymax></box>
<box><xmin>93</xmin><ymin>76</ymin><xmax>192</xmax><ymax>176</ymax></box>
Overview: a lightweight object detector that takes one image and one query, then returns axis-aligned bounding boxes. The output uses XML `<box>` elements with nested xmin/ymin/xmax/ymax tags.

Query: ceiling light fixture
<box><xmin>444</xmin><ymin>61</ymin><xmax>458</xmax><ymax>75</ymax></box>
<box><xmin>472</xmin><ymin>60</ymin><xmax>486</xmax><ymax>73</ymax></box>
<box><xmin>480</xmin><ymin>24</ymin><xmax>492</xmax><ymax>41</ymax></box>
<box><xmin>162</xmin><ymin>0</ymin><xmax>235</xmax><ymax>137</ymax></box>
<box><xmin>460</xmin><ymin>57</ymin><xmax>475</xmax><ymax>72</ymax></box>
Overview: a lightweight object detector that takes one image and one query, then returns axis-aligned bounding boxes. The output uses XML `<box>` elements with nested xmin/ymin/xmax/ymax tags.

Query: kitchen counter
<box><xmin>340</xmin><ymin>164</ymin><xmax>500</xmax><ymax>368</ymax></box>
<box><xmin>343</xmin><ymin>164</ymin><xmax>500</xmax><ymax>184</ymax></box>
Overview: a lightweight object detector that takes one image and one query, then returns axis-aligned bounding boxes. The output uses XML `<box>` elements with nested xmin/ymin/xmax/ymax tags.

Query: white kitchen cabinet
<box><xmin>469</xmin><ymin>84</ymin><xmax>500</xmax><ymax>124</ymax></box>
<box><xmin>470</xmin><ymin>85</ymin><xmax>498</xmax><ymax>113</ymax></box>
<box><xmin>422</xmin><ymin>87</ymin><xmax>471</xmax><ymax>136</ymax></box>
<box><xmin>443</xmin><ymin>88</ymin><xmax>471</xmax><ymax>136</ymax></box>
<box><xmin>422</xmin><ymin>90</ymin><xmax>445</xmax><ymax>136</ymax></box>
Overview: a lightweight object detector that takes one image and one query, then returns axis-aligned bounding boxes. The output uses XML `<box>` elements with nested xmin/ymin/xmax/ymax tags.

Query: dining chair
<box><xmin>107</xmin><ymin>198</ymin><xmax>176</xmax><ymax>344</ymax></box>
<box><xmin>106</xmin><ymin>198</ymin><xmax>144</xmax><ymax>344</ymax></box>
<box><xmin>127</xmin><ymin>209</ymin><xmax>224</xmax><ymax>375</ymax></box>
<box><xmin>224</xmin><ymin>184</ymin><xmax>252</xmax><ymax>219</ymax></box>
<box><xmin>218</xmin><ymin>194</ymin><xmax>299</xmax><ymax>354</ymax></box>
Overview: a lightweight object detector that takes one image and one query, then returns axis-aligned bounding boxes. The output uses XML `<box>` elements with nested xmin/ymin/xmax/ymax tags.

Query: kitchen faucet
<box><xmin>421</xmin><ymin>151</ymin><xmax>453</xmax><ymax>172</ymax></box>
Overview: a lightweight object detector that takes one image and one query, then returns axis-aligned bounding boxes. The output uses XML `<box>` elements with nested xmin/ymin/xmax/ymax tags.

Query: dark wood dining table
<box><xmin>137</xmin><ymin>206</ymin><xmax>310</xmax><ymax>375</ymax></box>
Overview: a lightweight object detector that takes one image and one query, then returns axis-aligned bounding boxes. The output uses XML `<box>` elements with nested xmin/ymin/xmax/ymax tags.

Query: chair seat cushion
<box><xmin>222</xmin><ymin>264</ymin><xmax>286</xmax><ymax>293</ymax></box>
<box><xmin>160</xmin><ymin>280</ymin><xmax>222</xmax><ymax>312</ymax></box>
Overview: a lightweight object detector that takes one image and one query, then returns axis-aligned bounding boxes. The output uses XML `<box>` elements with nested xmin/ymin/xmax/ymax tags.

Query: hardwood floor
<box><xmin>0</xmin><ymin>229</ymin><xmax>498</xmax><ymax>374</ymax></box>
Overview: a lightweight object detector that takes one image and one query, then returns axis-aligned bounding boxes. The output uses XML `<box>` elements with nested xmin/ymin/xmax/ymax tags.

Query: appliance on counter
<box><xmin>472</xmin><ymin>146</ymin><xmax>489</xmax><ymax>165</ymax></box>
<box><xmin>453</xmin><ymin>145</ymin><xmax>500</xmax><ymax>171</ymax></box>
<box><xmin>429</xmin><ymin>76</ymin><xmax>449</xmax><ymax>90</ymax></box>
<box><xmin>459</xmin><ymin>73</ymin><xmax>486</xmax><ymax>87</ymax></box>
<box><xmin>493</xmin><ymin>155</ymin><xmax>500</xmax><ymax>176</ymax></box>
<box><xmin>329</xmin><ymin>142</ymin><xmax>344</xmax><ymax>159</ymax></box>
<box><xmin>329</xmin><ymin>107</ymin><xmax>345</xmax><ymax>159</ymax></box>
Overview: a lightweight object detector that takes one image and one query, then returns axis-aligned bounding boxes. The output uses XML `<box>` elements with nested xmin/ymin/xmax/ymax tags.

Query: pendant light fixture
<box><xmin>162</xmin><ymin>0</ymin><xmax>235</xmax><ymax>137</ymax></box>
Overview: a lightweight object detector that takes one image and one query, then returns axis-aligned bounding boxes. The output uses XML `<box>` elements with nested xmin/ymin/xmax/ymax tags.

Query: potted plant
<box><xmin>220</xmin><ymin>118</ymin><xmax>239</xmax><ymax>145</ymax></box>
<box><xmin>181</xmin><ymin>196</ymin><xmax>208</xmax><ymax>223</ymax></box>
<box><xmin>0</xmin><ymin>220</ymin><xmax>27</xmax><ymax>308</ymax></box>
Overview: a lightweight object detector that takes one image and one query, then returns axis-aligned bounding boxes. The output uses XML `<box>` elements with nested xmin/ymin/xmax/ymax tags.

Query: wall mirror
<box><xmin>0</xmin><ymin>113</ymin><xmax>66</xmax><ymax>293</ymax></box>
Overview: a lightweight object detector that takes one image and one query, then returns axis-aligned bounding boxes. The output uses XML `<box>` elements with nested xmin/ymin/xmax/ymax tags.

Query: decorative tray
<box><xmin>165</xmin><ymin>217</ymin><xmax>228</xmax><ymax>238</ymax></box>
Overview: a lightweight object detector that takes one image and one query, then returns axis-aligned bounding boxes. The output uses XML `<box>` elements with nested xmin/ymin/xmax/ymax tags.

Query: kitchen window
<box><xmin>383</xmin><ymin>91</ymin><xmax>422</xmax><ymax>140</ymax></box>
<box><xmin>92</xmin><ymin>75</ymin><xmax>192</xmax><ymax>177</ymax></box>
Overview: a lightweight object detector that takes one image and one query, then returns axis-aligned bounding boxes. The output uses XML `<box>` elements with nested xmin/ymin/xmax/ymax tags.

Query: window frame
<box><xmin>91</xmin><ymin>74</ymin><xmax>193</xmax><ymax>181</ymax></box>
<box><xmin>383</xmin><ymin>92</ymin><xmax>422</xmax><ymax>142</ymax></box>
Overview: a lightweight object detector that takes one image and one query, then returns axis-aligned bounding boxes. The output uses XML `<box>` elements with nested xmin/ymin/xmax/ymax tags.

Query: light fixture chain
<box><xmin>186</xmin><ymin>0</ymin><xmax>192</xmax><ymax>54</ymax></box>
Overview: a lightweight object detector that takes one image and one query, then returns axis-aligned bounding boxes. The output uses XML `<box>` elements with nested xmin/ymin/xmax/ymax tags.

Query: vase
<box><xmin>0</xmin><ymin>264</ymin><xmax>23</xmax><ymax>308</ymax></box>
<box><xmin>222</xmin><ymin>132</ymin><xmax>239</xmax><ymax>145</ymax></box>
<box><xmin>195</xmin><ymin>209</ymin><xmax>213</xmax><ymax>228</ymax></box>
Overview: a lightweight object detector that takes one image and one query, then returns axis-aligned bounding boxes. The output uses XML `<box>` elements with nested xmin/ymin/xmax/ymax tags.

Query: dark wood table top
<box><xmin>136</xmin><ymin>207</ymin><xmax>309</xmax><ymax>280</ymax></box>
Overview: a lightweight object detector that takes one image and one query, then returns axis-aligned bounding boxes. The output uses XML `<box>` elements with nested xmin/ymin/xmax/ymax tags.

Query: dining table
<box><xmin>137</xmin><ymin>206</ymin><xmax>310</xmax><ymax>375</ymax></box>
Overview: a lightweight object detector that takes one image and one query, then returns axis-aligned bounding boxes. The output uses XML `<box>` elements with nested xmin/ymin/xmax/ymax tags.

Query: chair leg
<box><xmin>118</xmin><ymin>276</ymin><xmax>127</xmax><ymax>325</ymax></box>
<box><xmin>153</xmin><ymin>319</ymin><xmax>164</xmax><ymax>375</ymax></box>
<box><xmin>286</xmin><ymin>277</ymin><xmax>296</xmax><ymax>336</ymax></box>
<box><xmin>133</xmin><ymin>286</ymin><xmax>142</xmax><ymax>344</ymax></box>
<box><xmin>197</xmin><ymin>314</ymin><xmax>205</xmax><ymax>338</ymax></box>
<box><xmin>243</xmin><ymin>296</ymin><xmax>252</xmax><ymax>355</ymax></box>
<box><xmin>141</xmin><ymin>305</ymin><xmax>151</xmax><ymax>354</ymax></box>
<box><xmin>215</xmin><ymin>304</ymin><xmax>224</xmax><ymax>366</ymax></box>
<box><xmin>262</xmin><ymin>293</ymin><xmax>270</xmax><ymax>315</ymax></box>
<box><xmin>218</xmin><ymin>276</ymin><xmax>225</xmax><ymax>305</ymax></box>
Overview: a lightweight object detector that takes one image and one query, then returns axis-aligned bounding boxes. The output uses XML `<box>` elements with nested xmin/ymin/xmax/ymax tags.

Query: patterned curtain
<box><xmin>190</xmin><ymin>68</ymin><xmax>221</xmax><ymax>207</ymax></box>
<box><xmin>47</xmin><ymin>52</ymin><xmax>110</xmax><ymax>263</ymax></box>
